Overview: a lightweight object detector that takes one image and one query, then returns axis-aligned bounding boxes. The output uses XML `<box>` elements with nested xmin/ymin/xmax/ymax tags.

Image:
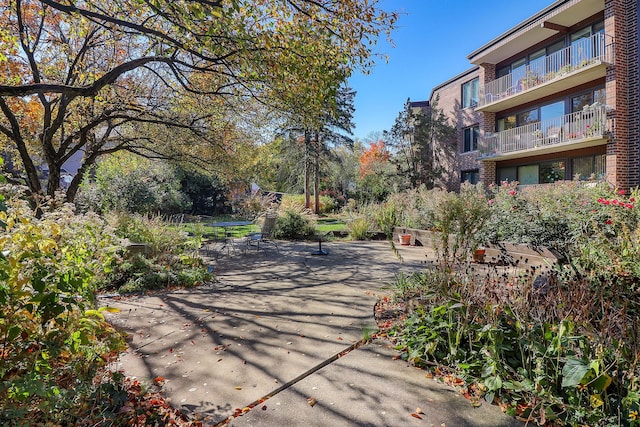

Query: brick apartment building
<box><xmin>422</xmin><ymin>0</ymin><xmax>639</xmax><ymax>191</ymax></box>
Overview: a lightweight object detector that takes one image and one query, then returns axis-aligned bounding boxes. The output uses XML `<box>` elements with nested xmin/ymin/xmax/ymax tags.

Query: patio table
<box><xmin>206</xmin><ymin>221</ymin><xmax>253</xmax><ymax>256</ymax></box>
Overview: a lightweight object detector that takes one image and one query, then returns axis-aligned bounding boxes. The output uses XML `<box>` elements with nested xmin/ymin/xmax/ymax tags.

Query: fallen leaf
<box><xmin>235</xmin><ymin>386</ymin><xmax>242</xmax><ymax>390</ymax></box>
<box><xmin>411</xmin><ymin>413</ymin><xmax>422</xmax><ymax>419</ymax></box>
<box><xmin>307</xmin><ymin>397</ymin><xmax>317</xmax><ymax>407</ymax></box>
<box><xmin>261</xmin><ymin>405</ymin><xmax>267</xmax><ymax>410</ymax></box>
<box><xmin>416</xmin><ymin>407</ymin><xmax>424</xmax><ymax>414</ymax></box>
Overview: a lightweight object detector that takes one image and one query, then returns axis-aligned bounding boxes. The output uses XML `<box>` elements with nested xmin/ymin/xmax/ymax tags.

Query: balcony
<box><xmin>479</xmin><ymin>105</ymin><xmax>610</xmax><ymax>161</ymax></box>
<box><xmin>477</xmin><ymin>33</ymin><xmax>614</xmax><ymax>112</ymax></box>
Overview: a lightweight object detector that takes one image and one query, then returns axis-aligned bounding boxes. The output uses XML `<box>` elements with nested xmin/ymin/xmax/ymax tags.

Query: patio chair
<box><xmin>545</xmin><ymin>126</ymin><xmax>562</xmax><ymax>145</ymax></box>
<box><xmin>245</xmin><ymin>213</ymin><xmax>279</xmax><ymax>253</ymax></box>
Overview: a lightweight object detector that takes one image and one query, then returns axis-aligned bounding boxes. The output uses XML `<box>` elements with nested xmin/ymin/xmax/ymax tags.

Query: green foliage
<box><xmin>272</xmin><ymin>210</ymin><xmax>316</xmax><ymax>240</ymax></box>
<box><xmin>175</xmin><ymin>166</ymin><xmax>229</xmax><ymax>215</ymax></box>
<box><xmin>76</xmin><ymin>153</ymin><xmax>189</xmax><ymax>215</ymax></box>
<box><xmin>386</xmin><ymin>97</ymin><xmax>458</xmax><ymax>189</ymax></box>
<box><xmin>0</xmin><ymin>200</ymin><xmax>126</xmax><ymax>424</ymax></box>
<box><xmin>279</xmin><ymin>194</ymin><xmax>338</xmax><ymax>215</ymax></box>
<box><xmin>347</xmin><ymin>218</ymin><xmax>371</xmax><ymax>240</ymax></box>
<box><xmin>106</xmin><ymin>212</ymin><xmax>189</xmax><ymax>257</ymax></box>
<box><xmin>112</xmin><ymin>254</ymin><xmax>210</xmax><ymax>294</ymax></box>
<box><xmin>388</xmin><ymin>183</ymin><xmax>640</xmax><ymax>426</ymax></box>
<box><xmin>371</xmin><ymin>201</ymin><xmax>399</xmax><ymax>239</ymax></box>
<box><xmin>100</xmin><ymin>212</ymin><xmax>212</xmax><ymax>293</ymax></box>
<box><xmin>432</xmin><ymin>183</ymin><xmax>492</xmax><ymax>267</ymax></box>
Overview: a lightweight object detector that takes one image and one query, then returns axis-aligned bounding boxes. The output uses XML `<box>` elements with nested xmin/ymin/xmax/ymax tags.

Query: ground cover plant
<box><xmin>382</xmin><ymin>182</ymin><xmax>640</xmax><ymax>426</ymax></box>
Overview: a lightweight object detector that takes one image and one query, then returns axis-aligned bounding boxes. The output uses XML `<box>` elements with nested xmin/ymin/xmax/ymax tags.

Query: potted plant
<box><xmin>472</xmin><ymin>246</ymin><xmax>486</xmax><ymax>262</ymax></box>
<box><xmin>399</xmin><ymin>233</ymin><xmax>412</xmax><ymax>246</ymax></box>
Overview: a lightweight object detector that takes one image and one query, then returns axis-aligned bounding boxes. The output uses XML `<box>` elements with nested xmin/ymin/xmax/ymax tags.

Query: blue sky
<box><xmin>349</xmin><ymin>0</ymin><xmax>554</xmax><ymax>140</ymax></box>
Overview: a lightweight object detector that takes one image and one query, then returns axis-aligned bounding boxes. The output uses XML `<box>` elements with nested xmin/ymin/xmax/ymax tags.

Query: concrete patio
<box><xmin>102</xmin><ymin>240</ymin><xmax>522</xmax><ymax>426</ymax></box>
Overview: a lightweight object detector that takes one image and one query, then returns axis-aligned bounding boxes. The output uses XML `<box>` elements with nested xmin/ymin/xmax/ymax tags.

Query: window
<box><xmin>462</xmin><ymin>78</ymin><xmax>478</xmax><ymax>108</ymax></box>
<box><xmin>461</xmin><ymin>169</ymin><xmax>479</xmax><ymax>185</ymax></box>
<box><xmin>516</xmin><ymin>109</ymin><xmax>538</xmax><ymax>126</ymax></box>
<box><xmin>497</xmin><ymin>167</ymin><xmax>517</xmax><ymax>183</ymax></box>
<box><xmin>518</xmin><ymin>165</ymin><xmax>539</xmax><ymax>185</ymax></box>
<box><xmin>497</xmin><ymin>160</ymin><xmax>566</xmax><ymax>185</ymax></box>
<box><xmin>572</xmin><ymin>155</ymin><xmax>606</xmax><ymax>180</ymax></box>
<box><xmin>498</xmin><ymin>116</ymin><xmax>516</xmax><ymax>132</ymax></box>
<box><xmin>540</xmin><ymin>161</ymin><xmax>565</xmax><ymax>183</ymax></box>
<box><xmin>463</xmin><ymin>126</ymin><xmax>479</xmax><ymax>152</ymax></box>
<box><xmin>572</xmin><ymin>88</ymin><xmax>606</xmax><ymax>112</ymax></box>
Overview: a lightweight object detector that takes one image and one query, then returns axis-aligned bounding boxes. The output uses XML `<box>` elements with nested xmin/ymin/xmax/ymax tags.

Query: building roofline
<box><xmin>429</xmin><ymin>66</ymin><xmax>479</xmax><ymax>101</ymax></box>
<box><xmin>466</xmin><ymin>0</ymin><xmax>569</xmax><ymax>61</ymax></box>
<box><xmin>409</xmin><ymin>100</ymin><xmax>429</xmax><ymax>108</ymax></box>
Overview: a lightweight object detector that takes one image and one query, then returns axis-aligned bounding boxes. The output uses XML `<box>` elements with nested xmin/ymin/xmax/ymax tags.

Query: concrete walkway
<box><xmin>102</xmin><ymin>240</ymin><xmax>522</xmax><ymax>427</ymax></box>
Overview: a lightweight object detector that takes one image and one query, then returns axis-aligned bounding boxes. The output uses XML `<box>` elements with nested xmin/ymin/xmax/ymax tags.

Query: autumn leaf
<box><xmin>307</xmin><ymin>397</ymin><xmax>317</xmax><ymax>407</ymax></box>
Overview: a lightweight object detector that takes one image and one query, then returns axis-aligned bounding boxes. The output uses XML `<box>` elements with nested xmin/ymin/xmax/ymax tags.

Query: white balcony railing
<box><xmin>479</xmin><ymin>105</ymin><xmax>610</xmax><ymax>158</ymax></box>
<box><xmin>479</xmin><ymin>33</ymin><xmax>614</xmax><ymax>107</ymax></box>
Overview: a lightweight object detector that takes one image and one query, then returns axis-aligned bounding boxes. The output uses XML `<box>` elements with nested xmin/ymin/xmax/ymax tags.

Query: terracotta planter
<box><xmin>399</xmin><ymin>234</ymin><xmax>411</xmax><ymax>246</ymax></box>
<box><xmin>473</xmin><ymin>248</ymin><xmax>486</xmax><ymax>262</ymax></box>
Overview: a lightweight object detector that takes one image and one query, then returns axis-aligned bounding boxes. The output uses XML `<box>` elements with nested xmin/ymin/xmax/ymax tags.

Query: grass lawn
<box><xmin>315</xmin><ymin>218</ymin><xmax>347</xmax><ymax>234</ymax></box>
<box><xmin>175</xmin><ymin>215</ymin><xmax>346</xmax><ymax>238</ymax></box>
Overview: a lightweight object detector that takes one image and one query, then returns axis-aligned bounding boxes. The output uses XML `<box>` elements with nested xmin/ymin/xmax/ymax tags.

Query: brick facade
<box><xmin>425</xmin><ymin>0</ymin><xmax>639</xmax><ymax>192</ymax></box>
<box><xmin>429</xmin><ymin>68</ymin><xmax>483</xmax><ymax>191</ymax></box>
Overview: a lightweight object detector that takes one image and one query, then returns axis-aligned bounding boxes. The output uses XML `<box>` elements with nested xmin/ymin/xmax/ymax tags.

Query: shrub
<box><xmin>0</xmin><ymin>199</ymin><xmax>126</xmax><ymax>424</ymax></box>
<box><xmin>272</xmin><ymin>210</ymin><xmax>316</xmax><ymax>240</ymax></box>
<box><xmin>99</xmin><ymin>213</ymin><xmax>211</xmax><ymax>293</ymax></box>
<box><xmin>232</xmin><ymin>192</ymin><xmax>279</xmax><ymax>219</ymax></box>
<box><xmin>279</xmin><ymin>194</ymin><xmax>337</xmax><ymax>214</ymax></box>
<box><xmin>106</xmin><ymin>212</ymin><xmax>189</xmax><ymax>257</ymax></box>
<box><xmin>76</xmin><ymin>152</ymin><xmax>189</xmax><ymax>215</ymax></box>
<box><xmin>432</xmin><ymin>183</ymin><xmax>491</xmax><ymax>267</ymax></box>
<box><xmin>346</xmin><ymin>217</ymin><xmax>371</xmax><ymax>240</ymax></box>
<box><xmin>388</xmin><ymin>183</ymin><xmax>640</xmax><ymax>426</ymax></box>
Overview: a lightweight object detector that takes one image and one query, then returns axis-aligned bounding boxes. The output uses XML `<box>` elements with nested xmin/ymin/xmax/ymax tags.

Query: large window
<box><xmin>572</xmin><ymin>155</ymin><xmax>606</xmax><ymax>180</ymax></box>
<box><xmin>461</xmin><ymin>169</ymin><xmax>479</xmax><ymax>185</ymax></box>
<box><xmin>497</xmin><ymin>160</ymin><xmax>566</xmax><ymax>185</ymax></box>
<box><xmin>496</xmin><ymin>87</ymin><xmax>604</xmax><ymax>132</ymax></box>
<box><xmin>463</xmin><ymin>126</ymin><xmax>479</xmax><ymax>152</ymax></box>
<box><xmin>572</xmin><ymin>88</ymin><xmax>606</xmax><ymax>112</ymax></box>
<box><xmin>462</xmin><ymin>78</ymin><xmax>478</xmax><ymax>109</ymax></box>
<box><xmin>540</xmin><ymin>161</ymin><xmax>565</xmax><ymax>183</ymax></box>
<box><xmin>496</xmin><ymin>20</ymin><xmax>604</xmax><ymax>80</ymax></box>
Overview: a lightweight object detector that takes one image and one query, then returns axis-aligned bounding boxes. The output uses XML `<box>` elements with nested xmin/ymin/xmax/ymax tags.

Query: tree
<box><xmin>356</xmin><ymin>138</ymin><xmax>395</xmax><ymax>202</ymax></box>
<box><xmin>386</xmin><ymin>98</ymin><xmax>457</xmax><ymax>189</ymax></box>
<box><xmin>0</xmin><ymin>0</ymin><xmax>397</xmax><ymax>202</ymax></box>
<box><xmin>75</xmin><ymin>152</ymin><xmax>188</xmax><ymax>214</ymax></box>
<box><xmin>279</xmin><ymin>83</ymin><xmax>356</xmax><ymax>214</ymax></box>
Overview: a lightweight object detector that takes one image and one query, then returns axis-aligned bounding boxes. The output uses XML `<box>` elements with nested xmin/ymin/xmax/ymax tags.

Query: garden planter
<box><xmin>399</xmin><ymin>234</ymin><xmax>412</xmax><ymax>246</ymax></box>
<box><xmin>472</xmin><ymin>247</ymin><xmax>486</xmax><ymax>262</ymax></box>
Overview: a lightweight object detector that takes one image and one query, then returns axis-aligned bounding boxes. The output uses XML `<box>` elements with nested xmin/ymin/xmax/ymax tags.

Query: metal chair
<box><xmin>245</xmin><ymin>214</ymin><xmax>279</xmax><ymax>253</ymax></box>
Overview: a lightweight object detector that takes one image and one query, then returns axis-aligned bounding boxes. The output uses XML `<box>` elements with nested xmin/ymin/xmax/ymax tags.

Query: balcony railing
<box><xmin>479</xmin><ymin>105</ymin><xmax>610</xmax><ymax>159</ymax></box>
<box><xmin>478</xmin><ymin>33</ymin><xmax>614</xmax><ymax>108</ymax></box>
